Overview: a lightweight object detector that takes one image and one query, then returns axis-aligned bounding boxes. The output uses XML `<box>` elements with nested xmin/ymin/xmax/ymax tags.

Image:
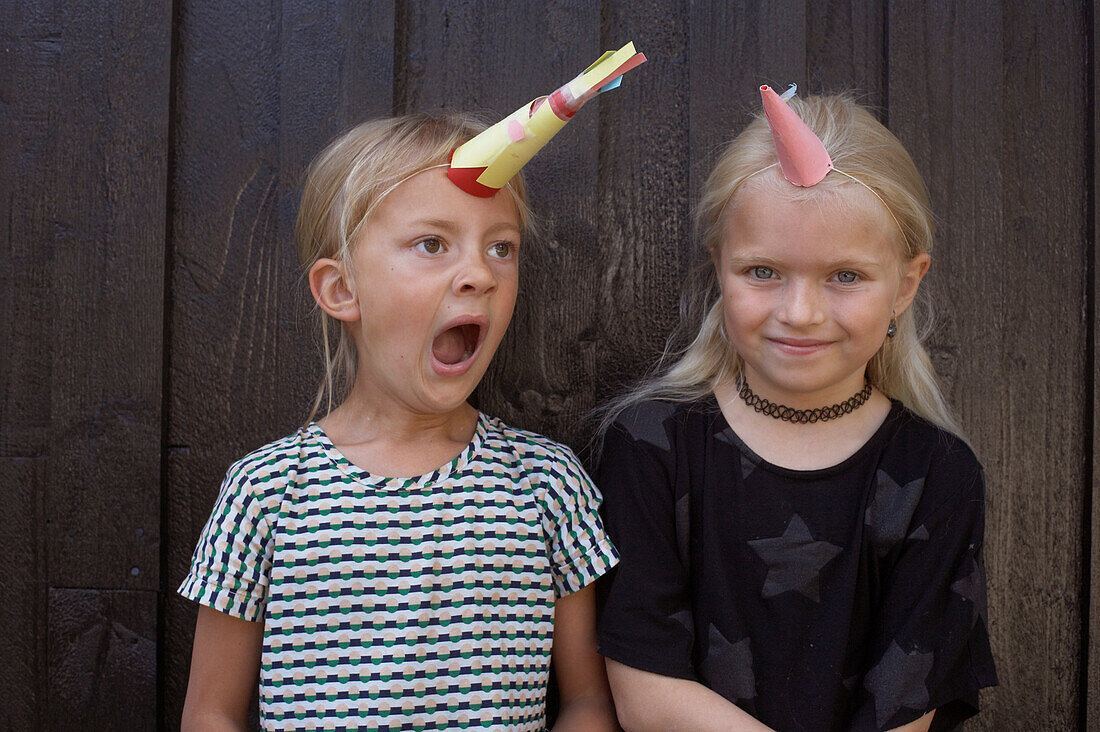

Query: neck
<box><xmin>713</xmin><ymin>377</ymin><xmax>893</xmax><ymax>471</ymax></box>
<box><xmin>320</xmin><ymin>386</ymin><xmax>477</xmax><ymax>445</ymax></box>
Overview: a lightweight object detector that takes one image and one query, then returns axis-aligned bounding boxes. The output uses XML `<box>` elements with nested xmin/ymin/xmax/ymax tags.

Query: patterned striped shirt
<box><xmin>179</xmin><ymin>413</ymin><xmax>618</xmax><ymax>730</ymax></box>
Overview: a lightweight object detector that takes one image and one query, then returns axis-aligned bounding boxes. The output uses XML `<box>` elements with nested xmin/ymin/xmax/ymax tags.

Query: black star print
<box><xmin>622</xmin><ymin>402</ymin><xmax>674</xmax><ymax>451</ymax></box>
<box><xmin>863</xmin><ymin>641</ymin><xmax>933</xmax><ymax>728</ymax></box>
<box><xmin>865</xmin><ymin>470</ymin><xmax>924</xmax><ymax>555</ymax></box>
<box><xmin>748</xmin><ymin>514</ymin><xmax>842</xmax><ymax>602</ymax></box>
<box><xmin>740</xmin><ymin>453</ymin><xmax>758</xmax><ymax>479</ymax></box>
<box><xmin>670</xmin><ymin>607</ymin><xmax>694</xmax><ymax>636</ymax></box>
<box><xmin>700</xmin><ymin>624</ymin><xmax>756</xmax><ymax>703</ymax></box>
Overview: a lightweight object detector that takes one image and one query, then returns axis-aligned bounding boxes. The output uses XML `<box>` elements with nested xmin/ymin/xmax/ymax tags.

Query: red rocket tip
<box><xmin>446</xmin><ymin>164</ymin><xmax>497</xmax><ymax>198</ymax></box>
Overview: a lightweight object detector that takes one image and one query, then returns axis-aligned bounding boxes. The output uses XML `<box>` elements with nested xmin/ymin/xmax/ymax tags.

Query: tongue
<box><xmin>432</xmin><ymin>327</ymin><xmax>467</xmax><ymax>365</ymax></box>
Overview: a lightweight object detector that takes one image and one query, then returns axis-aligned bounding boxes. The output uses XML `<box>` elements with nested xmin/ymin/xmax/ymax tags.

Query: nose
<box><xmin>453</xmin><ymin>246</ymin><xmax>497</xmax><ymax>295</ymax></box>
<box><xmin>777</xmin><ymin>279</ymin><xmax>825</xmax><ymax>328</ymax></box>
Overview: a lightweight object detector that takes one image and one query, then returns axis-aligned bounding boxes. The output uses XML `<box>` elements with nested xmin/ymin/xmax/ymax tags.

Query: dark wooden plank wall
<box><xmin>0</xmin><ymin>2</ymin><xmax>1092</xmax><ymax>729</ymax></box>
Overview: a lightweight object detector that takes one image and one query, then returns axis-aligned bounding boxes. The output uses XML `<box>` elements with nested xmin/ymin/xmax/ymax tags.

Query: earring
<box><xmin>886</xmin><ymin>312</ymin><xmax>898</xmax><ymax>339</ymax></box>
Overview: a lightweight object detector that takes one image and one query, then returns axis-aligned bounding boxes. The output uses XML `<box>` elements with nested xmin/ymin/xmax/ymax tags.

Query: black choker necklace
<box><xmin>737</xmin><ymin>378</ymin><xmax>872</xmax><ymax>424</ymax></box>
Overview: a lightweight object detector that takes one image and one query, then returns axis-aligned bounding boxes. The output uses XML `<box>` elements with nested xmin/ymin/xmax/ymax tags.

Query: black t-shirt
<box><xmin>596</xmin><ymin>398</ymin><xmax>997</xmax><ymax>732</ymax></box>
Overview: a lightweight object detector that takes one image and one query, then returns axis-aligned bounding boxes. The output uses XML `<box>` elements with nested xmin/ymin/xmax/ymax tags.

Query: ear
<box><xmin>893</xmin><ymin>252</ymin><xmax>931</xmax><ymax>315</ymax></box>
<box><xmin>309</xmin><ymin>257</ymin><xmax>360</xmax><ymax>322</ymax></box>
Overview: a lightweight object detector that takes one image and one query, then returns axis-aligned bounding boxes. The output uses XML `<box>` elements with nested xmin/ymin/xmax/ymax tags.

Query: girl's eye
<box><xmin>414</xmin><ymin>237</ymin><xmax>444</xmax><ymax>254</ymax></box>
<box><xmin>749</xmin><ymin>266</ymin><xmax>775</xmax><ymax>280</ymax></box>
<box><xmin>488</xmin><ymin>241</ymin><xmax>516</xmax><ymax>259</ymax></box>
<box><xmin>835</xmin><ymin>270</ymin><xmax>859</xmax><ymax>284</ymax></box>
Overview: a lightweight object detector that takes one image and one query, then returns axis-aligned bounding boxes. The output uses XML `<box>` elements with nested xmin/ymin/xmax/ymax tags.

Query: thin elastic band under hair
<box><xmin>719</xmin><ymin>162</ymin><xmax>908</xmax><ymax>249</ymax></box>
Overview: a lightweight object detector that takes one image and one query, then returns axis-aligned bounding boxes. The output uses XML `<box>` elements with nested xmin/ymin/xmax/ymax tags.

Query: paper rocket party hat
<box><xmin>759</xmin><ymin>84</ymin><xmax>833</xmax><ymax>187</ymax></box>
<box><xmin>447</xmin><ymin>41</ymin><xmax>646</xmax><ymax>197</ymax></box>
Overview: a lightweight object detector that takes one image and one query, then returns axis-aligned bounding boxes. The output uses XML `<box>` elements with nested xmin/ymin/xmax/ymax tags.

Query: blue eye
<box><xmin>488</xmin><ymin>241</ymin><xmax>516</xmax><ymax>259</ymax></box>
<box><xmin>750</xmin><ymin>266</ymin><xmax>775</xmax><ymax>279</ymax></box>
<box><xmin>835</xmin><ymin>271</ymin><xmax>859</xmax><ymax>284</ymax></box>
<box><xmin>415</xmin><ymin>237</ymin><xmax>443</xmax><ymax>254</ymax></box>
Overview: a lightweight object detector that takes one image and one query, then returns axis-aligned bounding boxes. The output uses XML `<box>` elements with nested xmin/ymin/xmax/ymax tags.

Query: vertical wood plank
<box><xmin>1090</xmin><ymin>1</ymin><xmax>1100</xmax><ymax>726</ymax></box>
<box><xmin>0</xmin><ymin>0</ymin><xmax>170</xmax><ymax>724</ymax></box>
<box><xmin>689</xmin><ymin>0</ymin><xmax>805</xmax><ymax>206</ymax></box>
<box><xmin>0</xmin><ymin>458</ymin><xmax>48</xmax><ymax>728</ymax></box>
<box><xmin>891</xmin><ymin>2</ymin><xmax>1087</xmax><ymax>728</ymax></box>
<box><xmin>48</xmin><ymin>589</ymin><xmax>157</xmax><ymax>729</ymax></box>
<box><xmin>163</xmin><ymin>2</ymin><xmax>395</xmax><ymax>725</ymax></box>
<box><xmin>397</xmin><ymin>1</ymin><xmax>602</xmax><ymax>445</ymax></box>
<box><xmin>594</xmin><ymin>0</ymin><xmax>691</xmax><ymax>433</ymax></box>
<box><xmin>45</xmin><ymin>0</ymin><xmax>171</xmax><ymax>591</ymax></box>
<box><xmin>806</xmin><ymin>0</ymin><xmax>886</xmax><ymax>108</ymax></box>
<box><xmin>0</xmin><ymin>2</ymin><xmax>56</xmax><ymax>723</ymax></box>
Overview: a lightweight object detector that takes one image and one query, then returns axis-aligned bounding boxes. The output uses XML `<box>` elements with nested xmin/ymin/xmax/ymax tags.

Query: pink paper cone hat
<box><xmin>759</xmin><ymin>84</ymin><xmax>833</xmax><ymax>186</ymax></box>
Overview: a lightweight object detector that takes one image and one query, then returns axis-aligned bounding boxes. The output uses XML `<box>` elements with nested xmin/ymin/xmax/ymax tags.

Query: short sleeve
<box><xmin>596</xmin><ymin>405</ymin><xmax>696</xmax><ymax>680</ymax></box>
<box><xmin>177</xmin><ymin>461</ymin><xmax>275</xmax><ymax>621</ymax></box>
<box><xmin>537</xmin><ymin>446</ymin><xmax>619</xmax><ymax>597</ymax></box>
<box><xmin>852</xmin><ymin>450</ymin><xmax>998</xmax><ymax>731</ymax></box>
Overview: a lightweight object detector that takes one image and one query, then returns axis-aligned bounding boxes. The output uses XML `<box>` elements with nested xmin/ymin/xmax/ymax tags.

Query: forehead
<box><xmin>721</xmin><ymin>180</ymin><xmax>899</xmax><ymax>262</ymax></box>
<box><xmin>368</xmin><ymin>167</ymin><xmax>521</xmax><ymax>232</ymax></box>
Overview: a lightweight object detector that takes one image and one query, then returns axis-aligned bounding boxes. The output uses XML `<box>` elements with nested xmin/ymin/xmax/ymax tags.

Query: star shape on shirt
<box><xmin>621</xmin><ymin>401</ymin><xmax>675</xmax><ymax>451</ymax></box>
<box><xmin>863</xmin><ymin>641</ymin><xmax>934</xmax><ymax>728</ymax></box>
<box><xmin>865</xmin><ymin>470</ymin><xmax>924</xmax><ymax>555</ymax></box>
<box><xmin>951</xmin><ymin>555</ymin><xmax>989</xmax><ymax>625</ymax></box>
<box><xmin>748</xmin><ymin>514</ymin><xmax>842</xmax><ymax>602</ymax></box>
<box><xmin>700</xmin><ymin>624</ymin><xmax>756</xmax><ymax>703</ymax></box>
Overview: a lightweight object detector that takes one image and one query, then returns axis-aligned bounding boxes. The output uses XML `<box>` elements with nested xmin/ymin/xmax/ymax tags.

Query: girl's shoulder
<box><xmin>887</xmin><ymin>404</ymin><xmax>981</xmax><ymax>473</ymax></box>
<box><xmin>609</xmin><ymin>397</ymin><xmax>718</xmax><ymax>437</ymax></box>
<box><xmin>479</xmin><ymin>413</ymin><xmax>591</xmax><ymax>482</ymax></box>
<box><xmin>219</xmin><ymin>425</ymin><xmax>329</xmax><ymax>498</ymax></box>
<box><xmin>881</xmin><ymin>403</ymin><xmax>986</xmax><ymax>508</ymax></box>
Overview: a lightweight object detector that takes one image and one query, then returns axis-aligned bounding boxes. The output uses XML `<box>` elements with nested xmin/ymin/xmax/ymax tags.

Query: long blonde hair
<box><xmin>295</xmin><ymin>113</ymin><xmax>531</xmax><ymax>423</ymax></box>
<box><xmin>601</xmin><ymin>93</ymin><xmax>964</xmax><ymax>437</ymax></box>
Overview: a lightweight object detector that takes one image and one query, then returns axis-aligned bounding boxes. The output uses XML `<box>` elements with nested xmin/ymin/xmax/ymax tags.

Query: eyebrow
<box><xmin>409</xmin><ymin>218</ymin><xmax>521</xmax><ymax>236</ymax></box>
<box><xmin>726</xmin><ymin>255</ymin><xmax>887</xmax><ymax>270</ymax></box>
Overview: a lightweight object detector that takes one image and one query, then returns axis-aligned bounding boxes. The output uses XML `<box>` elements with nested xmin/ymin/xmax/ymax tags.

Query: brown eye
<box><xmin>488</xmin><ymin>242</ymin><xmax>514</xmax><ymax>259</ymax></box>
<box><xmin>415</xmin><ymin>237</ymin><xmax>443</xmax><ymax>254</ymax></box>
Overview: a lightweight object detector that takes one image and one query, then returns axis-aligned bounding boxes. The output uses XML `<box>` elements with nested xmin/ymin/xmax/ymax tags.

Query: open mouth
<box><xmin>431</xmin><ymin>323</ymin><xmax>482</xmax><ymax>366</ymax></box>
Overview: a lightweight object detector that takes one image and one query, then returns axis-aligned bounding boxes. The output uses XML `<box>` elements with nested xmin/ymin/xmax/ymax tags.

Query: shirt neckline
<box><xmin>304</xmin><ymin>412</ymin><xmax>490</xmax><ymax>492</ymax></box>
<box><xmin>709</xmin><ymin>397</ymin><xmax>906</xmax><ymax>480</ymax></box>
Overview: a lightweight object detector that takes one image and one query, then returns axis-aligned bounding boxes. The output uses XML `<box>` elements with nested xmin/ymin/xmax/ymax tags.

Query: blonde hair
<box><xmin>601</xmin><ymin>93</ymin><xmax>964</xmax><ymax>438</ymax></box>
<box><xmin>295</xmin><ymin>113</ymin><xmax>531</xmax><ymax>423</ymax></box>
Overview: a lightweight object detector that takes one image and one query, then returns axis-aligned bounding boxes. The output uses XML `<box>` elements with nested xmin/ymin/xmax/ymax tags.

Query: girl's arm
<box><xmin>550</xmin><ymin>583</ymin><xmax>619</xmax><ymax>731</ymax></box>
<box><xmin>181</xmin><ymin>605</ymin><xmax>264</xmax><ymax>731</ymax></box>
<box><xmin>886</xmin><ymin>710</ymin><xmax>934</xmax><ymax>732</ymax></box>
<box><xmin>606</xmin><ymin>660</ymin><xmax>773</xmax><ymax>732</ymax></box>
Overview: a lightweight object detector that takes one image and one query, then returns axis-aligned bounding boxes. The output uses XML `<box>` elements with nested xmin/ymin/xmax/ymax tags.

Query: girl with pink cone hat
<box><xmin>595</xmin><ymin>86</ymin><xmax>997</xmax><ymax>731</ymax></box>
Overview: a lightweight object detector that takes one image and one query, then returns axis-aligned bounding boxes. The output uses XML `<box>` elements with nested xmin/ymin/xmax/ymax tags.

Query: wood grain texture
<box><xmin>163</xmin><ymin>2</ymin><xmax>394</xmax><ymax>725</ymax></box>
<box><xmin>0</xmin><ymin>3</ymin><xmax>57</xmax><ymax>725</ymax></box>
<box><xmin>891</xmin><ymin>2</ymin><xmax>1087</xmax><ymax>728</ymax></box>
<box><xmin>806</xmin><ymin>0</ymin><xmax>885</xmax><ymax>108</ymax></box>
<box><xmin>688</xmin><ymin>0</ymin><xmax>805</xmax><ymax>205</ymax></box>
<box><xmin>19</xmin><ymin>1</ymin><xmax>170</xmax><ymax>590</ymax></box>
<box><xmin>592</xmin><ymin>0</ymin><xmax>691</xmax><ymax>440</ymax></box>
<box><xmin>396</xmin><ymin>0</ymin><xmax>602</xmax><ymax>446</ymax></box>
<box><xmin>0</xmin><ymin>458</ymin><xmax>48</xmax><ymax>728</ymax></box>
<box><xmin>1091</xmin><ymin>1</ymin><xmax>1100</xmax><ymax>727</ymax></box>
<box><xmin>47</xmin><ymin>588</ymin><xmax>157</xmax><ymax>729</ymax></box>
<box><xmin>0</xmin><ymin>0</ymin><xmax>170</xmax><ymax>725</ymax></box>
